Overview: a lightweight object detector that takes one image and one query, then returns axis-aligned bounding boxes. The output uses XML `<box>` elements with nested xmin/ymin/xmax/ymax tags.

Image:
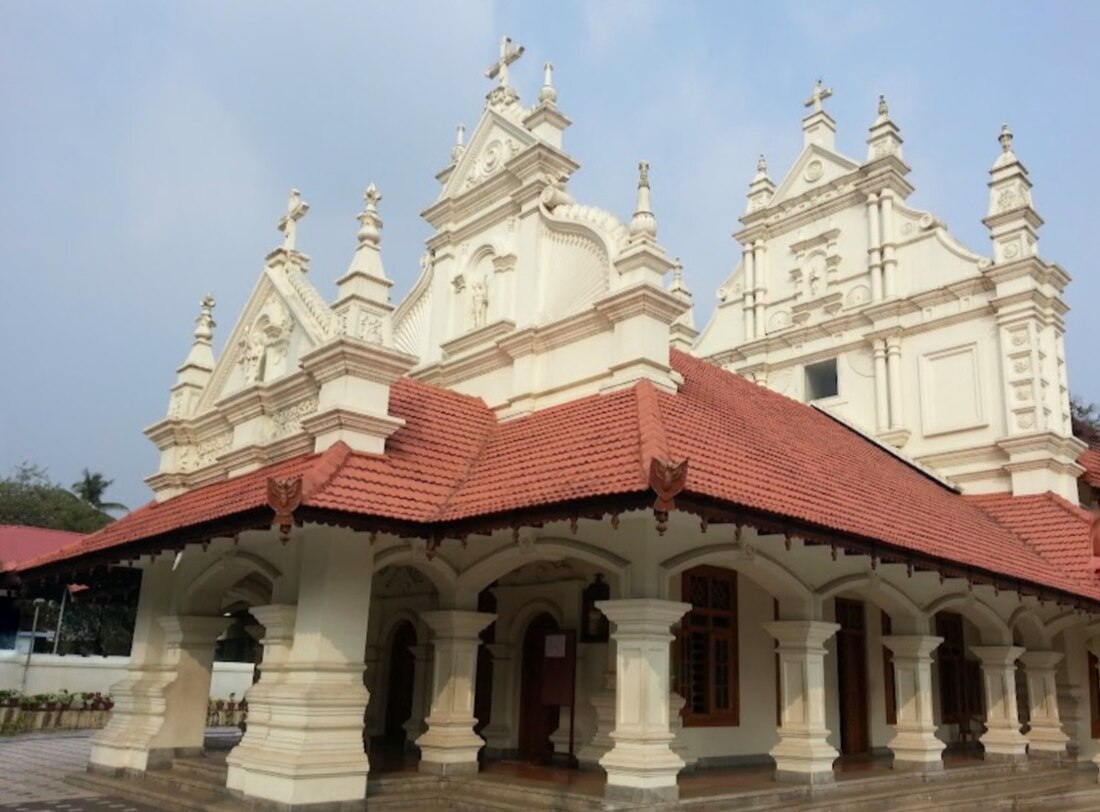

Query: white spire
<box><xmin>669</xmin><ymin>258</ymin><xmax>691</xmax><ymax>299</ymax></box>
<box><xmin>183</xmin><ymin>294</ymin><xmax>216</xmax><ymax>370</ymax></box>
<box><xmin>984</xmin><ymin>122</ymin><xmax>1040</xmax><ymax>265</ymax></box>
<box><xmin>866</xmin><ymin>93</ymin><xmax>904</xmax><ymax>162</ymax></box>
<box><xmin>539</xmin><ymin>62</ymin><xmax>557</xmax><ymax>105</ymax></box>
<box><xmin>344</xmin><ymin>183</ymin><xmax>388</xmax><ymax>281</ymax></box>
<box><xmin>167</xmin><ymin>294</ymin><xmax>216</xmax><ymax>419</ymax></box>
<box><xmin>745</xmin><ymin>153</ymin><xmax>776</xmax><ymax>214</ymax></box>
<box><xmin>629</xmin><ymin>160</ymin><xmax>657</xmax><ymax>242</ymax></box>
<box><xmin>451</xmin><ymin>124</ymin><xmax>466</xmax><ymax>163</ymax></box>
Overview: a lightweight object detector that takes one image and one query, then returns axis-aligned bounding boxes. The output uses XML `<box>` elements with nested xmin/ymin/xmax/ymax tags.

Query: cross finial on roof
<box><xmin>805</xmin><ymin>79</ymin><xmax>833</xmax><ymax>113</ymax></box>
<box><xmin>357</xmin><ymin>183</ymin><xmax>383</xmax><ymax>246</ymax></box>
<box><xmin>194</xmin><ymin>294</ymin><xmax>216</xmax><ymax>342</ymax></box>
<box><xmin>277</xmin><ymin>189</ymin><xmax>309</xmax><ymax>251</ymax></box>
<box><xmin>486</xmin><ymin>36</ymin><xmax>525</xmax><ymax>88</ymax></box>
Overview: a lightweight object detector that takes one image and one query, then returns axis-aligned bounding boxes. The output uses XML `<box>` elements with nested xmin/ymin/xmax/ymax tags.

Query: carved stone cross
<box><xmin>804</xmin><ymin>79</ymin><xmax>833</xmax><ymax>113</ymax></box>
<box><xmin>485</xmin><ymin>36</ymin><xmax>525</xmax><ymax>88</ymax></box>
<box><xmin>277</xmin><ymin>188</ymin><xmax>309</xmax><ymax>251</ymax></box>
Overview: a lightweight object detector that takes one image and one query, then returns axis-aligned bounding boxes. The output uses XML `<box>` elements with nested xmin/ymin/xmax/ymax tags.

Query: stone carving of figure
<box><xmin>470</xmin><ymin>276</ymin><xmax>489</xmax><ymax>328</ymax></box>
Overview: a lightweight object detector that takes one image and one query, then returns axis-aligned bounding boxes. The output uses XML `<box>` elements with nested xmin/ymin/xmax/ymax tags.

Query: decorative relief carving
<box><xmin>239</xmin><ymin>294</ymin><xmax>295</xmax><ymax>385</ymax></box>
<box><xmin>271</xmin><ymin>397</ymin><xmax>318</xmax><ymax>439</ymax></box>
<box><xmin>179</xmin><ymin>431</ymin><xmax>232</xmax><ymax>472</ymax></box>
<box><xmin>845</xmin><ymin>285</ymin><xmax>871</xmax><ymax>308</ymax></box>
<box><xmin>1012</xmin><ymin>357</ymin><xmax>1031</xmax><ymax>374</ymax></box>
<box><xmin>804</xmin><ymin>159</ymin><xmax>824</xmax><ymax>182</ymax></box>
<box><xmin>464</xmin><ymin>138</ymin><xmax>522</xmax><ymax>189</ymax></box>
<box><xmin>357</xmin><ymin>313</ymin><xmax>384</xmax><ymax>344</ymax></box>
<box><xmin>375</xmin><ymin>565</ymin><xmax>433</xmax><ymax>598</ymax></box>
<box><xmin>1016</xmin><ymin>412</ymin><xmax>1036</xmax><ymax>430</ymax></box>
<box><xmin>281</xmin><ymin>265</ymin><xmax>333</xmax><ymax>335</ymax></box>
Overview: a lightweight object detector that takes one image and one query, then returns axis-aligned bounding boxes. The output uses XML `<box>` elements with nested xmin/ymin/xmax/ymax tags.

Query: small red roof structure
<box><xmin>0</xmin><ymin>525</ymin><xmax>84</xmax><ymax>569</ymax></box>
<box><xmin>12</xmin><ymin>351</ymin><xmax>1100</xmax><ymax>606</ymax></box>
<box><xmin>1079</xmin><ymin>446</ymin><xmax>1100</xmax><ymax>489</ymax></box>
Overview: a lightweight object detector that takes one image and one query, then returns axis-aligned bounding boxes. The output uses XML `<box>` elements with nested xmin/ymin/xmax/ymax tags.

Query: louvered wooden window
<box><xmin>936</xmin><ymin>611</ymin><xmax>966</xmax><ymax>723</ymax></box>
<box><xmin>678</xmin><ymin>566</ymin><xmax>739</xmax><ymax>726</ymax></box>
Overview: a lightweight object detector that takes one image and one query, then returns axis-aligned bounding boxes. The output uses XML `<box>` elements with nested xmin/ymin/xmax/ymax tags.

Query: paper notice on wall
<box><xmin>544</xmin><ymin>633</ymin><xmax>566</xmax><ymax>658</ymax></box>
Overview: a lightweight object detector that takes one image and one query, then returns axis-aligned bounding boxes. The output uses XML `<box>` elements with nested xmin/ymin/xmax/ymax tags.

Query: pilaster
<box><xmin>971</xmin><ymin>645</ymin><xmax>1029</xmax><ymax>762</ymax></box>
<box><xmin>415</xmin><ymin>610</ymin><xmax>497</xmax><ymax>775</ymax></box>
<box><xmin>597</xmin><ymin>599</ymin><xmax>690</xmax><ymax>804</ymax></box>
<box><xmin>1019</xmin><ymin>651</ymin><xmax>1069</xmax><ymax>758</ymax></box>
<box><xmin>577</xmin><ymin>668</ymin><xmax>616</xmax><ymax>767</ymax></box>
<box><xmin>881</xmin><ymin>635</ymin><xmax>945</xmax><ymax>771</ymax></box>
<box><xmin>763</xmin><ymin>620</ymin><xmax>841</xmax><ymax>784</ymax></box>
<box><xmin>480</xmin><ymin>643</ymin><xmax>516</xmax><ymax>756</ymax></box>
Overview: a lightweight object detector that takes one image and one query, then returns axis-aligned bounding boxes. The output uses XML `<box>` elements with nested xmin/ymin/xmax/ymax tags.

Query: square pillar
<box><xmin>596</xmin><ymin>598</ymin><xmax>690</xmax><ymax>804</ymax></box>
<box><xmin>971</xmin><ymin>645</ymin><xmax>1028</xmax><ymax>762</ymax></box>
<box><xmin>226</xmin><ymin>530</ymin><xmax>375</xmax><ymax>808</ymax></box>
<box><xmin>415</xmin><ymin>610</ymin><xmax>496</xmax><ymax>775</ymax></box>
<box><xmin>577</xmin><ymin>667</ymin><xmax>616</xmax><ymax>767</ymax></box>
<box><xmin>402</xmin><ymin>644</ymin><xmax>433</xmax><ymax>744</ymax></box>
<box><xmin>225</xmin><ymin>604</ymin><xmax>297</xmax><ymax>792</ymax></box>
<box><xmin>1020</xmin><ymin>651</ymin><xmax>1069</xmax><ymax>759</ymax></box>
<box><xmin>480</xmin><ymin>642</ymin><xmax>516</xmax><ymax>757</ymax></box>
<box><xmin>881</xmin><ymin>635</ymin><xmax>945</xmax><ymax>771</ymax></box>
<box><xmin>763</xmin><ymin>620</ymin><xmax>841</xmax><ymax>784</ymax></box>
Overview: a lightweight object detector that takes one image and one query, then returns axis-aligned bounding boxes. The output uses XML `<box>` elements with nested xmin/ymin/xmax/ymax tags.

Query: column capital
<box><xmin>249</xmin><ymin>604</ymin><xmax>298</xmax><ymax>642</ymax></box>
<box><xmin>485</xmin><ymin>642</ymin><xmax>514</xmax><ymax>660</ymax></box>
<box><xmin>970</xmin><ymin>645</ymin><xmax>1025</xmax><ymax>666</ymax></box>
<box><xmin>159</xmin><ymin>614</ymin><xmax>233</xmax><ymax>646</ymax></box>
<box><xmin>1019</xmin><ymin>650</ymin><xmax>1063</xmax><ymax>670</ymax></box>
<box><xmin>419</xmin><ymin>610</ymin><xmax>496</xmax><ymax>639</ymax></box>
<box><xmin>596</xmin><ymin>598</ymin><xmax>690</xmax><ymax>633</ymax></box>
<box><xmin>882</xmin><ymin>635</ymin><xmax>943</xmax><ymax>660</ymax></box>
<box><xmin>763</xmin><ymin>620</ymin><xmax>840</xmax><ymax>650</ymax></box>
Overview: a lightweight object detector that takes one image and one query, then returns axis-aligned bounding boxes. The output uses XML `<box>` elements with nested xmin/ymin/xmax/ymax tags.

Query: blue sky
<box><xmin>2</xmin><ymin>1</ymin><xmax>1097</xmax><ymax>511</ymax></box>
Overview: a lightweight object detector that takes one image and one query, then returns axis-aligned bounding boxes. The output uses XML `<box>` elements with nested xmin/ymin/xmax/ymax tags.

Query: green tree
<box><xmin>71</xmin><ymin>468</ymin><xmax>128</xmax><ymax>513</ymax></box>
<box><xmin>0</xmin><ymin>463</ymin><xmax>114</xmax><ymax>533</ymax></box>
<box><xmin>1071</xmin><ymin>396</ymin><xmax>1100</xmax><ymax>445</ymax></box>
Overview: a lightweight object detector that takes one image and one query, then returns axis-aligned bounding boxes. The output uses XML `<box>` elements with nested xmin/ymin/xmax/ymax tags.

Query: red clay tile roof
<box><xmin>0</xmin><ymin>525</ymin><xmax>84</xmax><ymax>567</ymax></box>
<box><xmin>14</xmin><ymin>351</ymin><xmax>1100</xmax><ymax>604</ymax></box>
<box><xmin>965</xmin><ymin>492</ymin><xmax>1099</xmax><ymax>582</ymax></box>
<box><xmin>1080</xmin><ymin>446</ymin><xmax>1100</xmax><ymax>489</ymax></box>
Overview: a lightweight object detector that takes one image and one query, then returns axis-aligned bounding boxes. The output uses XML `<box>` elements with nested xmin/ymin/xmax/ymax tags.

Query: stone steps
<box><xmin>66</xmin><ymin>769</ymin><xmax>242</xmax><ymax>812</ymax></box>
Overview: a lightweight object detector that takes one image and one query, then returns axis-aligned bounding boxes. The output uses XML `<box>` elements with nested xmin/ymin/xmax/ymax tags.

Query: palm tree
<box><xmin>71</xmin><ymin>469</ymin><xmax>128</xmax><ymax>513</ymax></box>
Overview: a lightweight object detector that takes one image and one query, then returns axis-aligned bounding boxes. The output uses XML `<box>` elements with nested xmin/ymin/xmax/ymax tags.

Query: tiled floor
<box><xmin>0</xmin><ymin>732</ymin><xmax>159</xmax><ymax>812</ymax></box>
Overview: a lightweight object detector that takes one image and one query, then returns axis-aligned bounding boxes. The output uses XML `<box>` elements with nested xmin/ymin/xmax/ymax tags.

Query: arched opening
<box><xmin>383</xmin><ymin>620</ymin><xmax>418</xmax><ymax>743</ymax></box>
<box><xmin>518</xmin><ymin>612</ymin><xmax>561</xmax><ymax>763</ymax></box>
<box><xmin>834</xmin><ymin>596</ymin><xmax>870</xmax><ymax>756</ymax></box>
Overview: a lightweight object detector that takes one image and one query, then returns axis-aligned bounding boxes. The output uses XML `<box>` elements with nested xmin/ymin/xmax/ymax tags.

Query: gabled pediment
<box><xmin>770</xmin><ymin>144</ymin><xmax>861</xmax><ymax>207</ymax></box>
<box><xmin>439</xmin><ymin>109</ymin><xmax>538</xmax><ymax>200</ymax></box>
<box><xmin>196</xmin><ymin>261</ymin><xmax>332</xmax><ymax>412</ymax></box>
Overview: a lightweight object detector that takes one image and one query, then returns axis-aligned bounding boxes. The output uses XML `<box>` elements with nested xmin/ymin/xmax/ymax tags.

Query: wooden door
<box><xmin>518</xmin><ymin>613</ymin><xmax>561</xmax><ymax>762</ymax></box>
<box><xmin>835</xmin><ymin>598</ymin><xmax>870</xmax><ymax>755</ymax></box>
<box><xmin>384</xmin><ymin>621</ymin><xmax>417</xmax><ymax>741</ymax></box>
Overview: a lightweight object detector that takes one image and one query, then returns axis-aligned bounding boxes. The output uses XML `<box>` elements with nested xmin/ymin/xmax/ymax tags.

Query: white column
<box><xmin>971</xmin><ymin>645</ymin><xmax>1028</xmax><ymax>762</ymax></box>
<box><xmin>743</xmin><ymin>246</ymin><xmax>756</xmax><ymax>340</ymax></box>
<box><xmin>226</xmin><ymin>604</ymin><xmax>297</xmax><ymax>788</ymax></box>
<box><xmin>577</xmin><ymin>667</ymin><xmax>616</xmax><ymax>767</ymax></box>
<box><xmin>867</xmin><ymin>193</ymin><xmax>883</xmax><ymax>301</ymax></box>
<box><xmin>764</xmin><ymin>620</ymin><xmax>841</xmax><ymax>784</ymax></box>
<box><xmin>1019</xmin><ymin>651</ymin><xmax>1069</xmax><ymax>758</ymax></box>
<box><xmin>415</xmin><ymin>610</ymin><xmax>496</xmax><ymax>775</ymax></box>
<box><xmin>363</xmin><ymin>643</ymin><xmax>384</xmax><ymax>737</ymax></box>
<box><xmin>479</xmin><ymin>642</ymin><xmax>515</xmax><ymax>756</ymax></box>
<box><xmin>226</xmin><ymin>531</ymin><xmax>375</xmax><ymax>808</ymax></box>
<box><xmin>881</xmin><ymin>190</ymin><xmax>898</xmax><ymax>298</ymax></box>
<box><xmin>597</xmin><ymin>599</ymin><xmax>690</xmax><ymax>804</ymax></box>
<box><xmin>753</xmin><ymin>241</ymin><xmax>767</xmax><ymax>335</ymax></box>
<box><xmin>669</xmin><ymin>690</ymin><xmax>698</xmax><ymax>771</ymax></box>
<box><xmin>873</xmin><ymin>339</ymin><xmax>889</xmax><ymax>432</ymax></box>
<box><xmin>886</xmin><ymin>335</ymin><xmax>904</xmax><ymax>430</ymax></box>
<box><xmin>881</xmin><ymin>635</ymin><xmax>945</xmax><ymax>771</ymax></box>
<box><xmin>402</xmin><ymin>643</ymin><xmax>433</xmax><ymax>744</ymax></box>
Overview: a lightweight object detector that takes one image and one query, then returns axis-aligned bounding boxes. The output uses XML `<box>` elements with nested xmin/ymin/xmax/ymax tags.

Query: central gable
<box><xmin>769</xmin><ymin>143</ymin><xmax>861</xmax><ymax>207</ymax></box>
<box><xmin>439</xmin><ymin>110</ymin><xmax>538</xmax><ymax>201</ymax></box>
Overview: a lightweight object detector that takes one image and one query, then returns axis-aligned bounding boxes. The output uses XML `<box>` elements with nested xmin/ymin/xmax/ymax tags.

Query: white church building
<box><xmin>11</xmin><ymin>37</ymin><xmax>1100</xmax><ymax>811</ymax></box>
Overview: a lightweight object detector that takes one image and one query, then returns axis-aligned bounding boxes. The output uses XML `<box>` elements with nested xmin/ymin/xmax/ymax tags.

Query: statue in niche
<box><xmin>239</xmin><ymin>296</ymin><xmax>294</xmax><ymax>385</ymax></box>
<box><xmin>469</xmin><ymin>275</ymin><xmax>489</xmax><ymax>329</ymax></box>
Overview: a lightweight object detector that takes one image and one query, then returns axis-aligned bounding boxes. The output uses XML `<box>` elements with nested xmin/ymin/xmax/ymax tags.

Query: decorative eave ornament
<box><xmin>649</xmin><ymin>457</ymin><xmax>689</xmax><ymax>535</ymax></box>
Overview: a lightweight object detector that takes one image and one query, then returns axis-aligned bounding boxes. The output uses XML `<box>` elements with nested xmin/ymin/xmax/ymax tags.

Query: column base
<box><xmin>415</xmin><ymin>724</ymin><xmax>484</xmax><ymax>775</ymax></box>
<box><xmin>889</xmin><ymin>729</ymin><xmax>945</xmax><ymax>771</ymax></box>
<box><xmin>770</xmin><ymin>735</ymin><xmax>838</xmax><ymax>784</ymax></box>
<box><xmin>600</xmin><ymin>740</ymin><xmax>683</xmax><ymax>802</ymax></box>
<box><xmin>227</xmin><ymin>787</ymin><xmax>368</xmax><ymax>812</ymax></box>
<box><xmin>980</xmin><ymin>728</ymin><xmax>1029</xmax><ymax>763</ymax></box>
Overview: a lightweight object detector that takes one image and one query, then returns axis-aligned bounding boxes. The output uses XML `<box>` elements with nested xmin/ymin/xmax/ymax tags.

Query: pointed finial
<box><xmin>539</xmin><ymin>62</ymin><xmax>557</xmax><ymax>104</ymax></box>
<box><xmin>277</xmin><ymin>188</ymin><xmax>309</xmax><ymax>251</ymax></box>
<box><xmin>194</xmin><ymin>294</ymin><xmax>216</xmax><ymax>343</ymax></box>
<box><xmin>629</xmin><ymin>160</ymin><xmax>657</xmax><ymax>242</ymax></box>
<box><xmin>669</xmin><ymin>258</ymin><xmax>691</xmax><ymax>297</ymax></box>
<box><xmin>755</xmin><ymin>154</ymin><xmax>768</xmax><ymax>177</ymax></box>
<box><xmin>878</xmin><ymin>94</ymin><xmax>889</xmax><ymax>118</ymax></box>
<box><xmin>451</xmin><ymin>124</ymin><xmax>466</xmax><ymax>162</ymax></box>
<box><xmin>999</xmin><ymin>123</ymin><xmax>1014</xmax><ymax>154</ymax></box>
<box><xmin>357</xmin><ymin>183</ymin><xmax>383</xmax><ymax>246</ymax></box>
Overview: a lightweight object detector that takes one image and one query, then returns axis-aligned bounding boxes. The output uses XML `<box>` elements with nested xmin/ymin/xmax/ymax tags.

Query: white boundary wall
<box><xmin>0</xmin><ymin>652</ymin><xmax>254</xmax><ymax>699</ymax></box>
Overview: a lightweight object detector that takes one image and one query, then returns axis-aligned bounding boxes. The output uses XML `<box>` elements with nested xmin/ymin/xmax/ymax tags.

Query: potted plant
<box><xmin>103</xmin><ymin>695</ymin><xmax>114</xmax><ymax>711</ymax></box>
